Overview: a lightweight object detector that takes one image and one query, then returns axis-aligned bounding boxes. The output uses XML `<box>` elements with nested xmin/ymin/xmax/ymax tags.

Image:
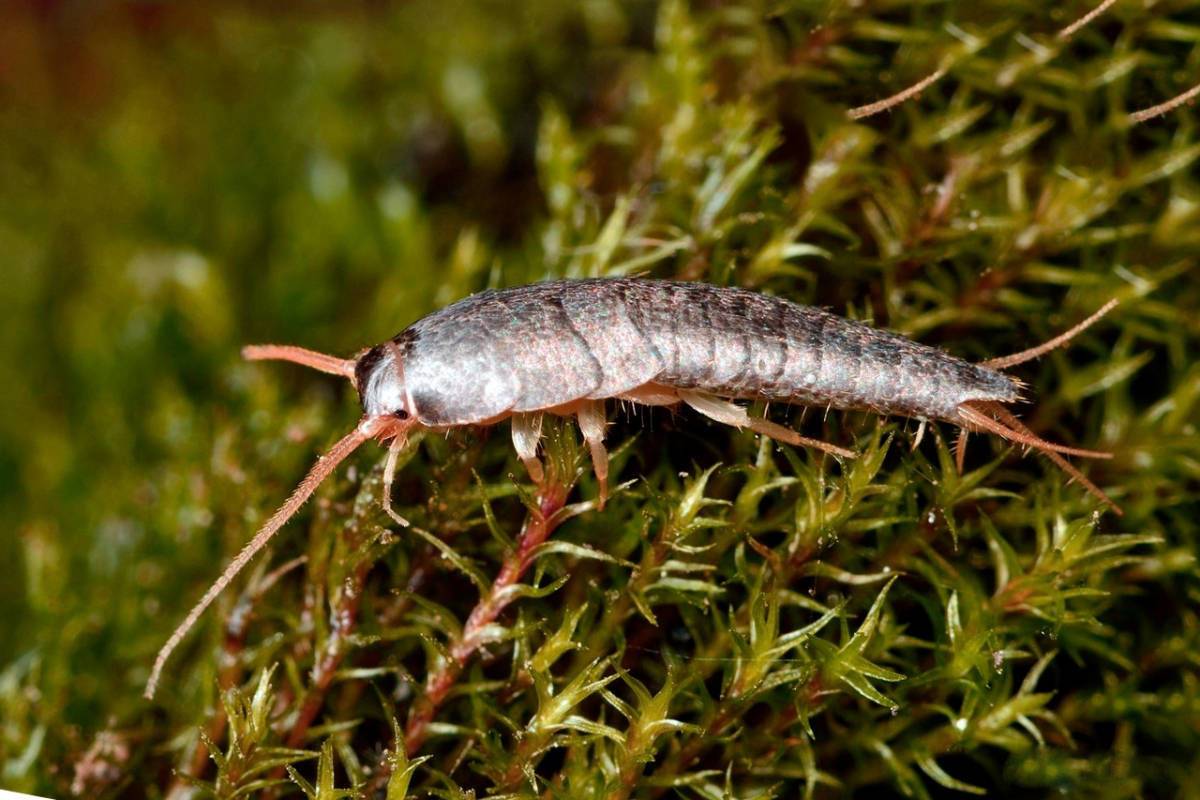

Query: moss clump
<box><xmin>2</xmin><ymin>0</ymin><xmax>1198</xmax><ymax>797</ymax></box>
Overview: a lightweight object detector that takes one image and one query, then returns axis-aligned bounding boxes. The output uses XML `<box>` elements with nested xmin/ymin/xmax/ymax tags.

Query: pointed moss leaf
<box><xmin>318</xmin><ymin>739</ymin><xmax>349</xmax><ymax>800</ymax></box>
<box><xmin>611</xmin><ymin>236</ymin><xmax>693</xmax><ymax>276</ymax></box>
<box><xmin>586</xmin><ymin>194</ymin><xmax>631</xmax><ymax>275</ymax></box>
<box><xmin>659</xmin><ymin>559</ymin><xmax>718</xmax><ymax>574</ymax></box>
<box><xmin>1019</xmin><ymin>650</ymin><xmax>1058</xmax><ymax>696</ymax></box>
<box><xmin>554</xmin><ymin>715</ymin><xmax>625</xmax><ymax>743</ymax></box>
<box><xmin>423</xmin><ymin>722</ymin><xmax>477</xmax><ymax>739</ymax></box>
<box><xmin>915</xmin><ymin>753</ymin><xmax>986</xmax><ymax>795</ymax></box>
<box><xmin>286</xmin><ymin>765</ymin><xmax>315</xmax><ymax>798</ymax></box>
<box><xmin>649</xmin><ymin>577</ymin><xmax>726</xmax><ymax>596</ymax></box>
<box><xmin>843</xmin><ymin>577</ymin><xmax>897</xmax><ymax>655</ymax></box>
<box><xmin>774</xmin><ymin>602</ymin><xmax>844</xmax><ymax>654</ymax></box>
<box><xmin>599</xmin><ymin>688</ymin><xmax>636</xmax><ymax>721</ymax></box>
<box><xmin>474</xmin><ymin>470</ymin><xmax>515</xmax><ymax>552</ymax></box>
<box><xmin>801</xmin><ymin>561</ymin><xmax>898</xmax><ymax>585</ymax></box>
<box><xmin>818</xmin><ymin>580</ymin><xmax>904</xmax><ymax>709</ymax></box>
<box><xmin>978</xmin><ymin>692</ymin><xmax>1055</xmax><ymax>736</ymax></box>
<box><xmin>780</xmin><ymin>242</ymin><xmax>832</xmax><ymax>260</ymax></box>
<box><xmin>528</xmin><ymin>540</ymin><xmax>635</xmax><ymax>568</ymax></box>
<box><xmin>946</xmin><ymin>591</ymin><xmax>962</xmax><ymax>648</ymax></box>
<box><xmin>230</xmin><ymin>778</ymin><xmax>298</xmax><ymax>798</ymax></box>
<box><xmin>983</xmin><ymin>518</ymin><xmax>1023</xmax><ymax>593</ymax></box>
<box><xmin>758</xmin><ymin>666</ymin><xmax>816</xmax><ymax>694</ymax></box>
<box><xmin>1016</xmin><ymin>714</ymin><xmax>1046</xmax><ymax>746</ymax></box>
<box><xmin>678</xmin><ymin>463</ymin><xmax>724</xmax><ymax>525</ymax></box>
<box><xmin>240</xmin><ymin>749</ymin><xmax>323</xmax><ymax>779</ymax></box>
<box><xmin>1128</xmin><ymin>140</ymin><xmax>1200</xmax><ymax>187</ymax></box>
<box><xmin>408</xmin><ymin>526</ymin><xmax>489</xmax><ymax>594</ymax></box>
<box><xmin>402</xmin><ymin>592</ymin><xmax>466</xmax><ymax>638</ymax></box>
<box><xmin>630</xmin><ymin>587</ymin><xmax>659</xmax><ymax>625</ymax></box>
<box><xmin>867</xmin><ymin>737</ymin><xmax>927</xmax><ymax>800</ymax></box>
<box><xmin>529</xmin><ymin>659</ymin><xmax>618</xmax><ymax>737</ymax></box>
<box><xmin>695</xmin><ymin>120</ymin><xmax>780</xmax><ymax>233</ymax></box>
<box><xmin>528</xmin><ymin>602</ymin><xmax>588</xmax><ymax>675</ymax></box>
<box><xmin>495</xmin><ymin>574</ymin><xmax>570</xmax><ymax>606</ymax></box>
<box><xmin>1060</xmin><ymin>351</ymin><xmax>1152</xmax><ymax>402</ymax></box>
<box><xmin>387</xmin><ymin>739</ymin><xmax>430</xmax><ymax>800</ymax></box>
<box><xmin>839</xmin><ymin>652</ymin><xmax>905</xmax><ymax>683</ymax></box>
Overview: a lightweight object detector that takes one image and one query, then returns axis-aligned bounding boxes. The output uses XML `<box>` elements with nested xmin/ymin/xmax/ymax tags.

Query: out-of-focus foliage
<box><xmin>1</xmin><ymin>0</ymin><xmax>1198</xmax><ymax>797</ymax></box>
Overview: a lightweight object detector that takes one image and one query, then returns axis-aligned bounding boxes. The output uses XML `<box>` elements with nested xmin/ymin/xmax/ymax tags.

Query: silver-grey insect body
<box><xmin>356</xmin><ymin>279</ymin><xmax>1019</xmax><ymax>426</ymax></box>
<box><xmin>145</xmin><ymin>277</ymin><xmax>1118</xmax><ymax>699</ymax></box>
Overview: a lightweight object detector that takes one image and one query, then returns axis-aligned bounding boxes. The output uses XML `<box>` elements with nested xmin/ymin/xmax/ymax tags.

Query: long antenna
<box><xmin>145</xmin><ymin>419</ymin><xmax>377</xmax><ymax>699</ymax></box>
<box><xmin>242</xmin><ymin>344</ymin><xmax>357</xmax><ymax>379</ymax></box>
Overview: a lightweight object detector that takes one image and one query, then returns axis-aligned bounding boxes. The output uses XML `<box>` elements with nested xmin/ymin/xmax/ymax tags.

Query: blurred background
<box><xmin>2</xmin><ymin>0</ymin><xmax>1199</xmax><ymax>796</ymax></box>
<box><xmin>1</xmin><ymin>0</ymin><xmax>625</xmax><ymax>781</ymax></box>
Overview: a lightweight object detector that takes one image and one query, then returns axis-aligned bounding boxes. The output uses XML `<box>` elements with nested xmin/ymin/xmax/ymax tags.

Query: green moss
<box><xmin>2</xmin><ymin>0</ymin><xmax>1198</xmax><ymax>797</ymax></box>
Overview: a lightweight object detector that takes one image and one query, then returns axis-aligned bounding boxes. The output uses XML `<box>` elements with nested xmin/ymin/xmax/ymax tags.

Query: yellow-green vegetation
<box><xmin>2</xmin><ymin>1</ymin><xmax>1198</xmax><ymax>797</ymax></box>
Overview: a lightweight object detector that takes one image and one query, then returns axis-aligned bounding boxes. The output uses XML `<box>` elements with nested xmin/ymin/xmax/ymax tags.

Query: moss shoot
<box><xmin>1</xmin><ymin>1</ymin><xmax>1198</xmax><ymax>797</ymax></box>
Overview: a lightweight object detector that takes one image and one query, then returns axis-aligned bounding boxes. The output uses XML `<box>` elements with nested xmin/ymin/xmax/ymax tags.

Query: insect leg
<box><xmin>678</xmin><ymin>390</ymin><xmax>855</xmax><ymax>459</ymax></box>
<box><xmin>382</xmin><ymin>431</ymin><xmax>411</xmax><ymax>528</ymax></box>
<box><xmin>511</xmin><ymin>412</ymin><xmax>545</xmax><ymax>485</ymax></box>
<box><xmin>616</xmin><ymin>384</ymin><xmax>681</xmax><ymax>407</ymax></box>
<box><xmin>911</xmin><ymin>418</ymin><xmax>928</xmax><ymax>452</ymax></box>
<box><xmin>576</xmin><ymin>401</ymin><xmax>609</xmax><ymax>509</ymax></box>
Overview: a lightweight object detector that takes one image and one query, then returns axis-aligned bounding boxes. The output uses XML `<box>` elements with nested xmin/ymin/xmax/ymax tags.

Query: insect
<box><xmin>145</xmin><ymin>277</ymin><xmax>1118</xmax><ymax>697</ymax></box>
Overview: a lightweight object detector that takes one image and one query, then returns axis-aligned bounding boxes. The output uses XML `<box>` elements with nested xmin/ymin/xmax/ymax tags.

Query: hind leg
<box><xmin>576</xmin><ymin>401</ymin><xmax>610</xmax><ymax>509</ymax></box>
<box><xmin>678</xmin><ymin>390</ymin><xmax>856</xmax><ymax>459</ymax></box>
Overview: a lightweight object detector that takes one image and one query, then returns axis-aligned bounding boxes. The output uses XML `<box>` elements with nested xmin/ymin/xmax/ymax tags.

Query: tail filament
<box><xmin>957</xmin><ymin>401</ymin><xmax>1121</xmax><ymax>515</ymax></box>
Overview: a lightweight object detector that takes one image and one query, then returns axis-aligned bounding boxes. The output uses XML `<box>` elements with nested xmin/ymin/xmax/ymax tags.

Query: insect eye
<box><xmin>394</xmin><ymin>409</ymin><xmax>410</xmax><ymax>420</ymax></box>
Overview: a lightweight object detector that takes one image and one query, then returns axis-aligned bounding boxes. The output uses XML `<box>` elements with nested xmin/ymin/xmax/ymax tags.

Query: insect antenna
<box><xmin>145</xmin><ymin>418</ymin><xmax>378</xmax><ymax>699</ymax></box>
<box><xmin>981</xmin><ymin>299</ymin><xmax>1118</xmax><ymax>370</ymax></box>
<box><xmin>956</xmin><ymin>401</ymin><xmax>1122</xmax><ymax>515</ymax></box>
<box><xmin>242</xmin><ymin>344</ymin><xmax>358</xmax><ymax>380</ymax></box>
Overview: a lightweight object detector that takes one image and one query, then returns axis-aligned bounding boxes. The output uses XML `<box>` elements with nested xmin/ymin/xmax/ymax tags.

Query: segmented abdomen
<box><xmin>397</xmin><ymin>278</ymin><xmax>1019</xmax><ymax>425</ymax></box>
<box><xmin>623</xmin><ymin>280</ymin><xmax>1019</xmax><ymax>419</ymax></box>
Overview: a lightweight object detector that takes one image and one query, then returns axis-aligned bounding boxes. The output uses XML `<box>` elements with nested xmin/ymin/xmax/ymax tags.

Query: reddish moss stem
<box><xmin>284</xmin><ymin>556</ymin><xmax>370</xmax><ymax>748</ymax></box>
<box><xmin>165</xmin><ymin>556</ymin><xmax>305</xmax><ymax>798</ymax></box>
<box><xmin>403</xmin><ymin>482</ymin><xmax>570</xmax><ymax>756</ymax></box>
